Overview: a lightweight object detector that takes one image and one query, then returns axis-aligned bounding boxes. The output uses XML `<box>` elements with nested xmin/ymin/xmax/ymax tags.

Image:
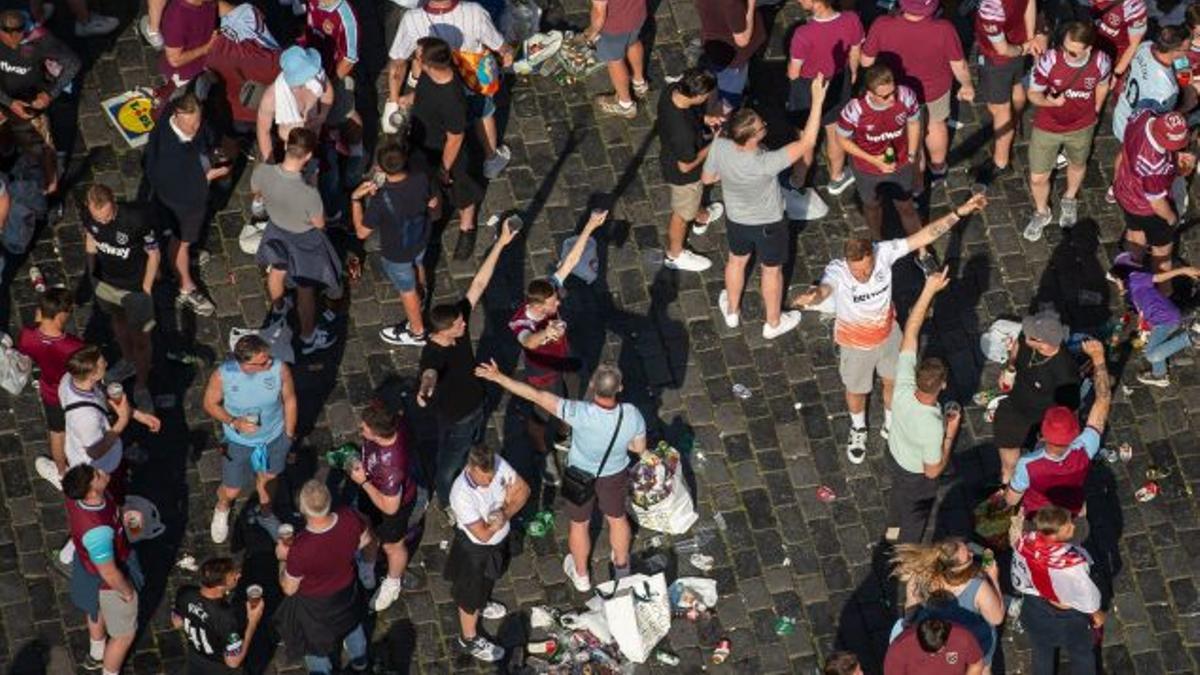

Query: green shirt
<box><xmin>888</xmin><ymin>351</ymin><xmax>945</xmax><ymax>474</ymax></box>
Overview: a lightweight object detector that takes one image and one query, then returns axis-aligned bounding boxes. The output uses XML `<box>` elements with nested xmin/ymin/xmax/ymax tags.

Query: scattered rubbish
<box><xmin>773</xmin><ymin>616</ymin><xmax>797</xmax><ymax>636</ymax></box>
<box><xmin>324</xmin><ymin>443</ymin><xmax>360</xmax><ymax>471</ymax></box>
<box><xmin>648</xmin><ymin>535</ymin><xmax>663</xmax><ymax>548</ymax></box>
<box><xmin>713</xmin><ymin>513</ymin><xmax>727</xmax><ymax>531</ymax></box>
<box><xmin>29</xmin><ymin>266</ymin><xmax>45</xmax><ymax>293</ymax></box>
<box><xmin>653</xmin><ymin>649</ymin><xmax>680</xmax><ymax>665</ymax></box>
<box><xmin>1146</xmin><ymin>466</ymin><xmax>1173</xmax><ymax>481</ymax></box>
<box><xmin>972</xmin><ymin>389</ymin><xmax>997</xmax><ymax>406</ymax></box>
<box><xmin>793</xmin><ymin>402</ymin><xmax>804</xmax><ymax>410</ymax></box>
<box><xmin>530</xmin><ymin>605</ymin><xmax>558</xmax><ymax>629</ymax></box>
<box><xmin>711</xmin><ymin>637</ymin><xmax>732</xmax><ymax>664</ymax></box>
<box><xmin>438</xmin><ymin>540</ymin><xmax>449</xmax><ymax>551</ymax></box>
<box><xmin>1100</xmin><ymin>447</ymin><xmax>1119</xmax><ymax>463</ymax></box>
<box><xmin>1135</xmin><ymin>482</ymin><xmax>1159</xmax><ymax>502</ymax></box>
<box><xmin>689</xmin><ymin>553</ymin><xmax>714</xmax><ymax>572</ymax></box>
<box><xmin>781</xmin><ymin>556</ymin><xmax>792</xmax><ymax>567</ymax></box>
<box><xmin>983</xmin><ymin>395</ymin><xmax>1006</xmax><ymax>423</ymax></box>
<box><xmin>732</xmin><ymin>383</ymin><xmax>752</xmax><ymax>399</ymax></box>
<box><xmin>527</xmin><ymin>510</ymin><xmax>555</xmax><ymax>537</ymax></box>
<box><xmin>175</xmin><ymin>554</ymin><xmax>198</xmax><ymax>572</ymax></box>
<box><xmin>816</xmin><ymin>485</ymin><xmax>837</xmax><ymax>503</ymax></box>
<box><xmin>526</xmin><ymin>637</ymin><xmax>559</xmax><ymax>656</ymax></box>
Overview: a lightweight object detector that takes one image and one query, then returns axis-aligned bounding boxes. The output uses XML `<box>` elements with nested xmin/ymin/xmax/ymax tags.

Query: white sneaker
<box><xmin>210</xmin><ymin>507</ymin><xmax>230</xmax><ymax>544</ymax></box>
<box><xmin>76</xmin><ymin>13</ymin><xmax>119</xmax><ymax>36</ymax></box>
<box><xmin>1054</xmin><ymin>153</ymin><xmax>1068</xmax><ymax>170</ymax></box>
<box><xmin>1023</xmin><ymin>210</ymin><xmax>1052</xmax><ymax>242</ymax></box>
<box><xmin>481</xmin><ymin>600</ymin><xmax>508</xmax><ymax>620</ymax></box>
<box><xmin>664</xmin><ymin>249</ymin><xmax>712</xmax><ymax>272</ymax></box>
<box><xmin>34</xmin><ymin>457</ymin><xmax>62</xmax><ymax>491</ymax></box>
<box><xmin>846</xmin><ymin>427</ymin><xmax>868</xmax><ymax>464</ymax></box>
<box><xmin>300</xmin><ymin>327</ymin><xmax>337</xmax><ymax>354</ymax></box>
<box><xmin>137</xmin><ymin>15</ymin><xmax>163</xmax><ymax>50</ymax></box>
<box><xmin>563</xmin><ymin>553</ymin><xmax>591</xmax><ymax>592</ymax></box>
<box><xmin>372</xmin><ymin>577</ymin><xmax>403</xmax><ymax>612</ymax></box>
<box><xmin>762</xmin><ymin>310</ymin><xmax>801</xmax><ymax>340</ymax></box>
<box><xmin>717</xmin><ymin>289</ymin><xmax>739</xmax><ymax>328</ymax></box>
<box><xmin>459</xmin><ymin>635</ymin><xmax>505</xmax><ymax>662</ymax></box>
<box><xmin>1058</xmin><ymin>197</ymin><xmax>1079</xmax><ymax>229</ymax></box>
<box><xmin>880</xmin><ymin>420</ymin><xmax>891</xmax><ymax>441</ymax></box>
<box><xmin>692</xmin><ymin>202</ymin><xmax>725</xmax><ymax>235</ymax></box>
<box><xmin>482</xmin><ymin>145</ymin><xmax>511</xmax><ymax>179</ymax></box>
<box><xmin>784</xmin><ymin>186</ymin><xmax>829</xmax><ymax>221</ymax></box>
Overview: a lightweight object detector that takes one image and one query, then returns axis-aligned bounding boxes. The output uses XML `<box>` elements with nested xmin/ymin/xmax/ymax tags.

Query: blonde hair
<box><xmin>298</xmin><ymin>480</ymin><xmax>331</xmax><ymax>518</ymax></box>
<box><xmin>890</xmin><ymin>538</ymin><xmax>978</xmax><ymax>600</ymax></box>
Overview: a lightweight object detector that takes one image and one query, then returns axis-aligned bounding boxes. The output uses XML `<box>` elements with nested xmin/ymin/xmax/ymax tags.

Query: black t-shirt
<box><xmin>82</xmin><ymin>204</ymin><xmax>158</xmax><ymax>292</ymax></box>
<box><xmin>173</xmin><ymin>586</ymin><xmax>244</xmax><ymax>675</ymax></box>
<box><xmin>410</xmin><ymin>73</ymin><xmax>468</xmax><ymax>154</ymax></box>
<box><xmin>657</xmin><ymin>89</ymin><xmax>705</xmax><ymax>185</ymax></box>
<box><xmin>1008</xmin><ymin>339</ymin><xmax>1080</xmax><ymax>415</ymax></box>
<box><xmin>364</xmin><ymin>172</ymin><xmax>433</xmax><ymax>263</ymax></box>
<box><xmin>418</xmin><ymin>298</ymin><xmax>485</xmax><ymax>422</ymax></box>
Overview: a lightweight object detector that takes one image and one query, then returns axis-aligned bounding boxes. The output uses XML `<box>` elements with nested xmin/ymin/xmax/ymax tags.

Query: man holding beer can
<box><xmin>172</xmin><ymin>557</ymin><xmax>264</xmax><ymax>674</ymax></box>
<box><xmin>203</xmin><ymin>335</ymin><xmax>298</xmax><ymax>544</ymax></box>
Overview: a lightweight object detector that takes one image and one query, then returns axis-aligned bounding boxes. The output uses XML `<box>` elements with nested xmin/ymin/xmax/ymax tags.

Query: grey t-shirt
<box><xmin>702</xmin><ymin>137</ymin><xmax>792</xmax><ymax>225</ymax></box>
<box><xmin>250</xmin><ymin>163</ymin><xmax>323</xmax><ymax>233</ymax></box>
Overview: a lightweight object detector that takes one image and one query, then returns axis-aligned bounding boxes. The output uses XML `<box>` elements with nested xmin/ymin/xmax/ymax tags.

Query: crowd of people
<box><xmin>0</xmin><ymin>0</ymin><xmax>1196</xmax><ymax>670</ymax></box>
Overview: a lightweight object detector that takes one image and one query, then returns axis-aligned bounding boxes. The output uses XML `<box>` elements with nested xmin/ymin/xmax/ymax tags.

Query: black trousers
<box><xmin>1020</xmin><ymin>595</ymin><xmax>1097</xmax><ymax>675</ymax></box>
<box><xmin>886</xmin><ymin>452</ymin><xmax>938</xmax><ymax>544</ymax></box>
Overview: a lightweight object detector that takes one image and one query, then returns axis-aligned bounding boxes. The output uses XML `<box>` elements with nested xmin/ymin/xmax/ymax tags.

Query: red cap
<box><xmin>1041</xmin><ymin>406</ymin><xmax>1081</xmax><ymax>446</ymax></box>
<box><xmin>1151</xmin><ymin>112</ymin><xmax>1190</xmax><ymax>151</ymax></box>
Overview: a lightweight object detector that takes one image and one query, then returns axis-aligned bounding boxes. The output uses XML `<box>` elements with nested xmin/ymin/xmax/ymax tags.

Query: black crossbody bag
<box><xmin>560</xmin><ymin>405</ymin><xmax>624</xmax><ymax>506</ymax></box>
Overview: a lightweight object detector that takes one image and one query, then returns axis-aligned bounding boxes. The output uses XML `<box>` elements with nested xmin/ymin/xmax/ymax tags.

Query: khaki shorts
<box><xmin>1028</xmin><ymin>125</ymin><xmax>1095</xmax><ymax>174</ymax></box>
<box><xmin>669</xmin><ymin>181</ymin><xmax>703</xmax><ymax>221</ymax></box>
<box><xmin>923</xmin><ymin>91</ymin><xmax>951</xmax><ymax>123</ymax></box>
<box><xmin>98</xmin><ymin>589</ymin><xmax>139</xmax><ymax>637</ymax></box>
<box><xmin>838</xmin><ymin>322</ymin><xmax>901</xmax><ymax>394</ymax></box>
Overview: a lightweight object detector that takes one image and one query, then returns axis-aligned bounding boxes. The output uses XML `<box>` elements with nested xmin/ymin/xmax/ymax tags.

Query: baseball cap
<box><xmin>1151</xmin><ymin>111</ymin><xmax>1190</xmax><ymax>151</ymax></box>
<box><xmin>899</xmin><ymin>0</ymin><xmax>939</xmax><ymax>17</ymax></box>
<box><xmin>280</xmin><ymin>46</ymin><xmax>322</xmax><ymax>87</ymax></box>
<box><xmin>1041</xmin><ymin>406</ymin><xmax>1081</xmax><ymax>446</ymax></box>
<box><xmin>1021</xmin><ymin>306</ymin><xmax>1068</xmax><ymax>345</ymax></box>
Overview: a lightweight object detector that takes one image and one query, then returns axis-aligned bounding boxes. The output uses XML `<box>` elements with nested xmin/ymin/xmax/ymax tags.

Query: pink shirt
<box><xmin>862</xmin><ymin>14</ymin><xmax>964</xmax><ymax>102</ymax></box>
<box><xmin>1115</xmin><ymin>109</ymin><xmax>1177</xmax><ymax>216</ymax></box>
<box><xmin>1092</xmin><ymin>0</ymin><xmax>1147</xmax><ymax>57</ymax></box>
<box><xmin>836</xmin><ymin>85</ymin><xmax>920</xmax><ymax>175</ymax></box>
<box><xmin>159</xmin><ymin>0</ymin><xmax>218</xmax><ymax>82</ymax></box>
<box><xmin>788</xmin><ymin>12</ymin><xmax>863</xmax><ymax>79</ymax></box>
<box><xmin>1030</xmin><ymin>49</ymin><xmax>1112</xmax><ymax>133</ymax></box>
<box><xmin>601</xmin><ymin>0</ymin><xmax>647</xmax><ymax>35</ymax></box>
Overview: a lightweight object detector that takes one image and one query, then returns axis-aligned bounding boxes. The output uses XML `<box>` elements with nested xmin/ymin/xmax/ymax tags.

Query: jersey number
<box><xmin>183</xmin><ymin>618</ymin><xmax>215</xmax><ymax>655</ymax></box>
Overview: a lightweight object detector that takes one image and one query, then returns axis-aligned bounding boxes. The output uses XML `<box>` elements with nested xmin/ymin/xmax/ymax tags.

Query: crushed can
<box><xmin>1135</xmin><ymin>481</ymin><xmax>1159</xmax><ymax>502</ymax></box>
<box><xmin>711</xmin><ymin>637</ymin><xmax>731</xmax><ymax>664</ymax></box>
<box><xmin>773</xmin><ymin>616</ymin><xmax>796</xmax><ymax>635</ymax></box>
<box><xmin>816</xmin><ymin>485</ymin><xmax>837</xmax><ymax>503</ymax></box>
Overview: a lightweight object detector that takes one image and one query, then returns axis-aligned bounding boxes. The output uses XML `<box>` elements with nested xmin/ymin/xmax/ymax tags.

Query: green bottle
<box><xmin>884</xmin><ymin>146</ymin><xmax>896</xmax><ymax>165</ymax></box>
<box><xmin>324</xmin><ymin>443</ymin><xmax>359</xmax><ymax>470</ymax></box>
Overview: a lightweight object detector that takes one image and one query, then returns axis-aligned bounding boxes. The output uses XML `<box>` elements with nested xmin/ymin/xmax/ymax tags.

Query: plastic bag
<box><xmin>229</xmin><ymin>318</ymin><xmax>294</xmax><ymax>364</ymax></box>
<box><xmin>0</xmin><ymin>333</ymin><xmax>31</xmax><ymax>395</ymax></box>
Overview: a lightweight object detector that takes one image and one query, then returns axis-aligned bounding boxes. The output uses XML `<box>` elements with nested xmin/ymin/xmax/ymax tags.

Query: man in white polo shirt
<box><xmin>791</xmin><ymin>194</ymin><xmax>985</xmax><ymax>463</ymax></box>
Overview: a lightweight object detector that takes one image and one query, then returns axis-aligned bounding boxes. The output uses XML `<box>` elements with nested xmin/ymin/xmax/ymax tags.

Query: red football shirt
<box><xmin>862</xmin><ymin>14</ymin><xmax>965</xmax><ymax>102</ymax></box>
<box><xmin>1092</xmin><ymin>0</ymin><xmax>1147</xmax><ymax>58</ymax></box>
<box><xmin>788</xmin><ymin>11</ymin><xmax>864</xmax><ymax>79</ymax></box>
<box><xmin>1114</xmin><ymin>109</ymin><xmax>1177</xmax><ymax>216</ymax></box>
<box><xmin>1030</xmin><ymin>49</ymin><xmax>1112</xmax><ymax>133</ymax></box>
<box><xmin>975</xmin><ymin>0</ymin><xmax>1030</xmax><ymax>64</ymax></box>
<box><xmin>508</xmin><ymin>301</ymin><xmax>571</xmax><ymax>388</ymax></box>
<box><xmin>301</xmin><ymin>0</ymin><xmax>360</xmax><ymax>74</ymax></box>
<box><xmin>17</xmin><ymin>327</ymin><xmax>84</xmax><ymax>407</ymax></box>
<box><xmin>836</xmin><ymin>85</ymin><xmax>920</xmax><ymax>175</ymax></box>
<box><xmin>285</xmin><ymin>507</ymin><xmax>364</xmax><ymax>597</ymax></box>
<box><xmin>883</xmin><ymin>623</ymin><xmax>983</xmax><ymax>674</ymax></box>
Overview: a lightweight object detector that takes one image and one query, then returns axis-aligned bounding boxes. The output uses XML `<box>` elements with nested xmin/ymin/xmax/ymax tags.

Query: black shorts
<box><xmin>853</xmin><ymin>164</ymin><xmax>916</xmax><ymax>207</ymax></box>
<box><xmin>1122</xmin><ymin>209</ymin><xmax>1175</xmax><ymax>248</ymax></box>
<box><xmin>726</xmin><ymin>219</ymin><xmax>788</xmax><ymax>267</ymax></box>
<box><xmin>991</xmin><ymin>398</ymin><xmax>1041</xmax><ymax>449</ymax></box>
<box><xmin>788</xmin><ymin>68</ymin><xmax>851</xmax><ymax>126</ymax></box>
<box><xmin>154</xmin><ymin>197</ymin><xmax>206</xmax><ymax>244</ymax></box>
<box><xmin>372</xmin><ymin>501</ymin><xmax>416</xmax><ymax>545</ymax></box>
<box><xmin>564</xmin><ymin>470</ymin><xmax>628</xmax><ymax>522</ymax></box>
<box><xmin>980</xmin><ymin>55</ymin><xmax>1028</xmax><ymax>105</ymax></box>
<box><xmin>442</xmin><ymin>530</ymin><xmax>508</xmax><ymax>612</ymax></box>
<box><xmin>43</xmin><ymin>401</ymin><xmax>64</xmax><ymax>433</ymax></box>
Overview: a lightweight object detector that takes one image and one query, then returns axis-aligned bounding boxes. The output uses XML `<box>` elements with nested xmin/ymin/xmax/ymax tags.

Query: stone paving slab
<box><xmin>0</xmin><ymin>0</ymin><xmax>1199</xmax><ymax>673</ymax></box>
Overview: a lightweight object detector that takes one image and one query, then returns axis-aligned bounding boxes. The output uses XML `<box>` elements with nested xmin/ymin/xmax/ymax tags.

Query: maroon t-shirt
<box><xmin>601</xmin><ymin>0</ymin><xmax>647</xmax><ymax>35</ymax></box>
<box><xmin>862</xmin><ymin>14</ymin><xmax>965</xmax><ymax>102</ymax></box>
<box><xmin>1114</xmin><ymin>109</ymin><xmax>1176</xmax><ymax>217</ymax></box>
<box><xmin>836</xmin><ymin>85</ymin><xmax>920</xmax><ymax>175</ymax></box>
<box><xmin>17</xmin><ymin>327</ymin><xmax>83</xmax><ymax>406</ymax></box>
<box><xmin>975</xmin><ymin>0</ymin><xmax>1030</xmax><ymax>64</ymax></box>
<box><xmin>883</xmin><ymin>623</ymin><xmax>983</xmax><ymax>674</ymax></box>
<box><xmin>696</xmin><ymin>0</ymin><xmax>766</xmax><ymax>69</ymax></box>
<box><xmin>789</xmin><ymin>12</ymin><xmax>863</xmax><ymax>79</ymax></box>
<box><xmin>363</xmin><ymin>429</ymin><xmax>417</xmax><ymax>506</ymax></box>
<box><xmin>285</xmin><ymin>507</ymin><xmax>364</xmax><ymax>597</ymax></box>
<box><xmin>1030</xmin><ymin>49</ymin><xmax>1112</xmax><ymax>133</ymax></box>
<box><xmin>160</xmin><ymin>0</ymin><xmax>218</xmax><ymax>82</ymax></box>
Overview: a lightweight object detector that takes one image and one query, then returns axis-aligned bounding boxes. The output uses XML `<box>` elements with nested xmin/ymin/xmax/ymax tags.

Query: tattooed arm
<box><xmin>905</xmin><ymin>194</ymin><xmax>987</xmax><ymax>251</ymax></box>
<box><xmin>1081</xmin><ymin>339</ymin><xmax>1111</xmax><ymax>434</ymax></box>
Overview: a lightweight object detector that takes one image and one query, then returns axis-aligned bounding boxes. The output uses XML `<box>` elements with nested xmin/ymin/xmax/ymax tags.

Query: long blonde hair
<box><xmin>891</xmin><ymin>538</ymin><xmax>979</xmax><ymax>599</ymax></box>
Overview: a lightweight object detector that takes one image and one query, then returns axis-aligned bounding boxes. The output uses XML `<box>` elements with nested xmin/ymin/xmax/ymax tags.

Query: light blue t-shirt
<box><xmin>1112</xmin><ymin>43</ymin><xmax>1178</xmax><ymax>141</ymax></box>
<box><xmin>558</xmin><ymin>399</ymin><xmax>646</xmax><ymax>478</ymax></box>
<box><xmin>221</xmin><ymin>358</ymin><xmax>286</xmax><ymax>446</ymax></box>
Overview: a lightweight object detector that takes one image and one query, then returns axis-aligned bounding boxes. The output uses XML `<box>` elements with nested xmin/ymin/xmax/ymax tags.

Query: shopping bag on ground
<box><xmin>229</xmin><ymin>319</ymin><xmax>295</xmax><ymax>364</ymax></box>
<box><xmin>629</xmin><ymin>442</ymin><xmax>699</xmax><ymax>534</ymax></box>
<box><xmin>594</xmin><ymin>572</ymin><xmax>670</xmax><ymax>663</ymax></box>
<box><xmin>0</xmin><ymin>333</ymin><xmax>31</xmax><ymax>395</ymax></box>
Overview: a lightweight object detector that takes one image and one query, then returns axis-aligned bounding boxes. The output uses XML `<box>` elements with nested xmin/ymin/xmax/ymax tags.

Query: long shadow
<box><xmin>1030</xmin><ymin>218</ymin><xmax>1113</xmax><ymax>337</ymax></box>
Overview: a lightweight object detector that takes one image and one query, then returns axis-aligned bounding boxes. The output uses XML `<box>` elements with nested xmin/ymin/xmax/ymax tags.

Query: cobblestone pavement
<box><xmin>2</xmin><ymin>0</ymin><xmax>1200</xmax><ymax>673</ymax></box>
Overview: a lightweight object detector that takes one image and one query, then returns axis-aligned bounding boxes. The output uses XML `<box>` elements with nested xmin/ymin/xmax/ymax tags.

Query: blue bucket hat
<box><xmin>280</xmin><ymin>46</ymin><xmax>322</xmax><ymax>87</ymax></box>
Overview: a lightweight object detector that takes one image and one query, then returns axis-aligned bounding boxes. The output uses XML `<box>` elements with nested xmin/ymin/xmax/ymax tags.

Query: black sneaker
<box><xmin>458</xmin><ymin>635</ymin><xmax>504</xmax><ymax>662</ymax></box>
<box><xmin>379</xmin><ymin>324</ymin><xmax>426</xmax><ymax>346</ymax></box>
<box><xmin>81</xmin><ymin>655</ymin><xmax>103</xmax><ymax>671</ymax></box>
<box><xmin>975</xmin><ymin>162</ymin><xmax>1013</xmax><ymax>186</ymax></box>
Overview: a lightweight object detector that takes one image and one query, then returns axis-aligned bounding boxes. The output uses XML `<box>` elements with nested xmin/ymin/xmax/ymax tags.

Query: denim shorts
<box><xmin>381</xmin><ymin>252</ymin><xmax>425</xmax><ymax>292</ymax></box>
<box><xmin>468</xmin><ymin>92</ymin><xmax>497</xmax><ymax>120</ymax></box>
<box><xmin>222</xmin><ymin>432</ymin><xmax>291</xmax><ymax>489</ymax></box>
<box><xmin>596</xmin><ymin>28</ymin><xmax>640</xmax><ymax>62</ymax></box>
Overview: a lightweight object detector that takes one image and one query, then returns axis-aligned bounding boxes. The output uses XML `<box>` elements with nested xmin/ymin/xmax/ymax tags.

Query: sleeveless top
<box><xmin>221</xmin><ymin>358</ymin><xmax>285</xmax><ymax>446</ymax></box>
<box><xmin>954</xmin><ymin>576</ymin><xmax>997</xmax><ymax>662</ymax></box>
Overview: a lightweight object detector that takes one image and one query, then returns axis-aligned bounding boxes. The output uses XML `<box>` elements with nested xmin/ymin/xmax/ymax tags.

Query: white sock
<box><xmin>618</xmin><ymin>99</ymin><xmax>634</xmax><ymax>109</ymax></box>
<box><xmin>850</xmin><ymin>411</ymin><xmax>866</xmax><ymax>429</ymax></box>
<box><xmin>89</xmin><ymin>638</ymin><xmax>105</xmax><ymax>660</ymax></box>
<box><xmin>884</xmin><ymin>410</ymin><xmax>893</xmax><ymax>427</ymax></box>
<box><xmin>103</xmin><ymin>669</ymin><xmax>119</xmax><ymax>675</ymax></box>
<box><xmin>59</xmin><ymin>539</ymin><xmax>76</xmax><ymax>565</ymax></box>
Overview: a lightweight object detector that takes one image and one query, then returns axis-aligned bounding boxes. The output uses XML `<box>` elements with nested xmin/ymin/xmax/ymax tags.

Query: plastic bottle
<box><xmin>29</xmin><ymin>266</ymin><xmax>45</xmax><ymax>293</ymax></box>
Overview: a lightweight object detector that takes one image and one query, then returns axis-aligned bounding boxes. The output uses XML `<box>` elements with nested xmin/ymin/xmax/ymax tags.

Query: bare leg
<box><xmin>458</xmin><ymin>607</ymin><xmax>481</xmax><ymax>640</ymax></box>
<box><xmin>881</xmin><ymin>376</ymin><xmax>895</xmax><ymax>411</ymax></box>
<box><xmin>295</xmin><ymin>286</ymin><xmax>317</xmax><ymax>339</ymax></box>
<box><xmin>760</xmin><ymin>264</ymin><xmax>783</xmax><ymax>327</ymax></box>
<box><xmin>1150</xmin><ymin>244</ymin><xmax>1175</xmax><ymax>296</ymax></box>
<box><xmin>458</xmin><ymin>204</ymin><xmax>477</xmax><ymax>232</ymax></box>
<box><xmin>666</xmin><ymin>212</ymin><xmax>687</xmax><ymax>258</ymax></box>
<box><xmin>1063</xmin><ymin>163</ymin><xmax>1086</xmax><ymax>199</ymax></box>
<box><xmin>626</xmin><ymin>41</ymin><xmax>645</xmax><ymax>85</ymax></box>
<box><xmin>382</xmin><ymin>540</ymin><xmax>410</xmax><ymax>580</ymax></box>
<box><xmin>215</xmin><ymin>485</ymin><xmax>241</xmax><ymax>511</ymax></box>
<box><xmin>1029</xmin><ymin>172</ymin><xmax>1052</xmax><ymax>213</ymax></box>
<box><xmin>476</xmin><ymin>116</ymin><xmax>498</xmax><ymax>160</ymax></box>
<box><xmin>147</xmin><ymin>0</ymin><xmax>167</xmax><ymax>32</ymax></box>
<box><xmin>48</xmin><ymin>430</ymin><xmax>66</xmax><ymax>474</ymax></box>
<box><xmin>567</xmin><ymin>520</ymin><xmax>590</xmax><ymax>576</ymax></box>
<box><xmin>723</xmin><ymin>254</ymin><xmax>751</xmax><ymax>314</ymax></box>
<box><xmin>999</xmin><ymin>447</ymin><xmax>1020</xmax><ymax>485</ymax></box>
<box><xmin>864</xmin><ymin>201</ymin><xmax>884</xmax><ymax>240</ymax></box>
<box><xmin>267</xmin><ymin>268</ymin><xmax>287</xmax><ymax>306</ymax></box>
<box><xmin>846</xmin><ymin>391</ymin><xmax>867</xmax><ymax>418</ymax></box>
<box><xmin>607</xmin><ymin>515</ymin><xmax>631</xmax><ymax>569</ymax></box>
<box><xmin>103</xmin><ymin>634</ymin><xmax>135</xmax><ymax>674</ymax></box>
<box><xmin>171</xmin><ymin>240</ymin><xmax>196</xmax><ymax>293</ymax></box>
<box><xmin>606</xmin><ymin>59</ymin><xmax>632</xmax><ymax>105</ymax></box>
<box><xmin>400</xmin><ymin>290</ymin><xmax>424</xmax><ymax>334</ymax></box>
<box><xmin>1124</xmin><ymin>229</ymin><xmax>1147</xmax><ymax>263</ymax></box>
<box><xmin>988</xmin><ymin>101</ymin><xmax>1014</xmax><ymax>169</ymax></box>
<box><xmin>824</xmin><ymin>123</ymin><xmax>847</xmax><ymax>181</ymax></box>
<box><xmin>926</xmin><ymin>119</ymin><xmax>950</xmax><ymax>171</ymax></box>
<box><xmin>67</xmin><ymin>0</ymin><xmax>90</xmax><ymax>22</ymax></box>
